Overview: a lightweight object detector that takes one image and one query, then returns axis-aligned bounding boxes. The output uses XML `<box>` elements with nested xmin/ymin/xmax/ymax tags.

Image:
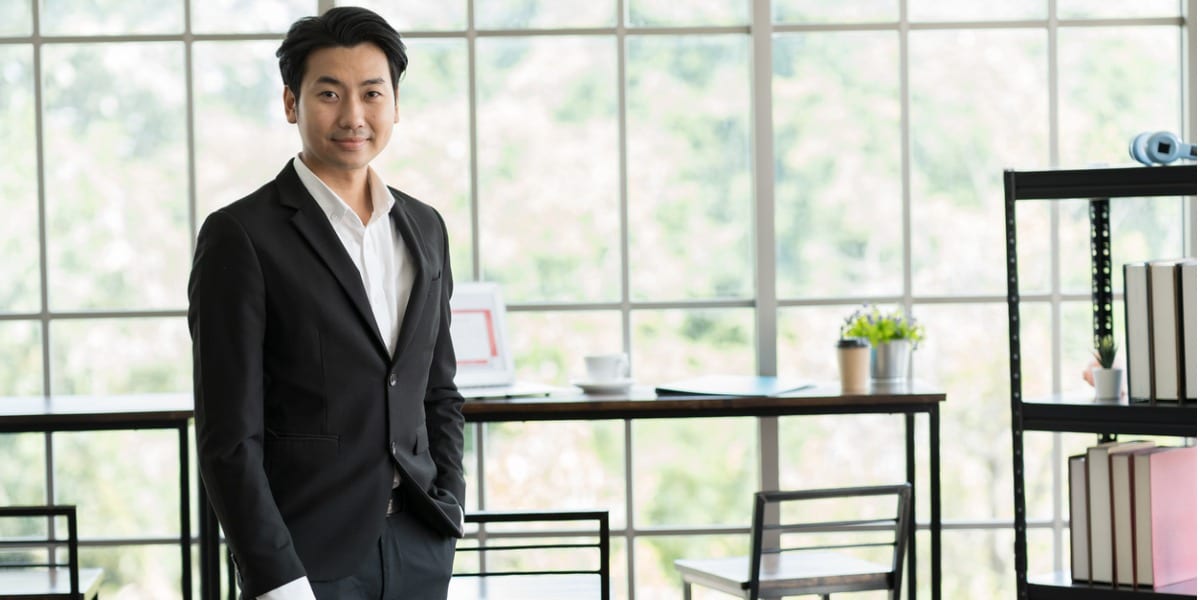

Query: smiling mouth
<box><xmin>333</xmin><ymin>137</ymin><xmax>369</xmax><ymax>149</ymax></box>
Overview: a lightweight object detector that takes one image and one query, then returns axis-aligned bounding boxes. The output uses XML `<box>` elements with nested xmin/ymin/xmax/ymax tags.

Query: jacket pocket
<box><xmin>413</xmin><ymin>426</ymin><xmax>429</xmax><ymax>455</ymax></box>
<box><xmin>264</xmin><ymin>429</ymin><xmax>340</xmax><ymax>482</ymax></box>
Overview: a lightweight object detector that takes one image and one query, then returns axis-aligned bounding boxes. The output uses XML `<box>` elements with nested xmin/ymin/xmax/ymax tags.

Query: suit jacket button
<box><xmin>388</xmin><ymin>373</ymin><xmax>398</xmax><ymax>387</ymax></box>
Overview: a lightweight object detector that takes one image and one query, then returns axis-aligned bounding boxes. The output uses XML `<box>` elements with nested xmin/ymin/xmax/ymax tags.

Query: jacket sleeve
<box><xmin>189</xmin><ymin>210</ymin><xmax>306</xmax><ymax>595</ymax></box>
<box><xmin>423</xmin><ymin>210</ymin><xmax>467</xmax><ymax>521</ymax></box>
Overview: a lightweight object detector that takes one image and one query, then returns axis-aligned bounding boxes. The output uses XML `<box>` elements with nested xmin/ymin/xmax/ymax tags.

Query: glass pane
<box><xmin>940</xmin><ymin>529</ymin><xmax>1016</xmax><ymax>599</ymax></box>
<box><xmin>779</xmin><ymin>414</ymin><xmax>906</xmax><ymax>488</ymax></box>
<box><xmin>84</xmin><ymin>544</ymin><xmax>182</xmax><ymax>598</ymax></box>
<box><xmin>192</xmin><ymin>0</ymin><xmax>312</xmax><ymax>33</ymax></box>
<box><xmin>42</xmin><ymin>43</ymin><xmax>189</xmax><ymax>311</ymax></box>
<box><xmin>476</xmin><ymin>36</ymin><xmax>619</xmax><ymax>303</ymax></box>
<box><xmin>193</xmin><ymin>41</ymin><xmax>298</xmax><ymax>222</ymax></box>
<box><xmin>0</xmin><ymin>433</ymin><xmax>45</xmax><ymax>504</ymax></box>
<box><xmin>0</xmin><ymin>320</ymin><xmax>42</xmax><ymax>396</ymax></box>
<box><xmin>49</xmin><ymin>318</ymin><xmax>190</xmax><ymax>396</ymax></box>
<box><xmin>0</xmin><ymin>0</ymin><xmax>31</xmax><ymax>35</ymax></box>
<box><xmin>1059</xmin><ymin>0</ymin><xmax>1181</xmax><ymax>19</ymax></box>
<box><xmin>482</xmin><ymin>421</ymin><xmax>626</xmax><ymax>526</ymax></box>
<box><xmin>777</xmin><ymin>304</ymin><xmax>868</xmax><ymax>383</ymax></box>
<box><xmin>1059</xmin><ymin>27</ymin><xmax>1181</xmax><ymax>168</ymax></box>
<box><xmin>41</xmin><ymin>0</ymin><xmax>183</xmax><ymax>35</ymax></box>
<box><xmin>634</xmin><ymin>535</ymin><xmax>745</xmax><ymax>598</ymax></box>
<box><xmin>0</xmin><ymin>46</ymin><xmax>39</xmax><ymax>313</ymax></box>
<box><xmin>338</xmin><ymin>0</ymin><xmax>467</xmax><ymax>31</ymax></box>
<box><xmin>508</xmin><ymin>310</ymin><xmax>623</xmax><ymax>385</ymax></box>
<box><xmin>626</xmin><ymin>35</ymin><xmax>752</xmax><ymax>301</ymax></box>
<box><xmin>916</xmin><ymin>302</ymin><xmax>1014</xmax><ymax>520</ymax></box>
<box><xmin>54</xmin><ymin>430</ymin><xmax>181</xmax><ymax>537</ymax></box>
<box><xmin>909</xmin><ymin>0</ymin><xmax>1045</xmax><ymax>21</ymax></box>
<box><xmin>476</xmin><ymin>0</ymin><xmax>615</xmax><ymax>29</ymax></box>
<box><xmin>376</xmin><ymin>39</ymin><xmax>472</xmax><ymax>279</ymax></box>
<box><xmin>627</xmin><ymin>0</ymin><xmax>747</xmax><ymax>27</ymax></box>
<box><xmin>773</xmin><ymin>0</ymin><xmax>896</xmax><ymax>23</ymax></box>
<box><xmin>910</xmin><ymin>29</ymin><xmax>1048</xmax><ymax>297</ymax></box>
<box><xmin>630</xmin><ymin>308</ymin><xmax>754</xmax><ymax>384</ymax></box>
<box><xmin>774</xmin><ymin>32</ymin><xmax>902</xmax><ymax>299</ymax></box>
<box><xmin>1059</xmin><ymin>197</ymin><xmax>1185</xmax><ymax>296</ymax></box>
<box><xmin>1013</xmin><ymin>202</ymin><xmax>1054</xmax><ymax>295</ymax></box>
<box><xmin>633</xmin><ymin>419</ymin><xmax>755</xmax><ymax>527</ymax></box>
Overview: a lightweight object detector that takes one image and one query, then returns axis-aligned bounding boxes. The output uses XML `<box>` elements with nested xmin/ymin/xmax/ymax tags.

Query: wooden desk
<box><xmin>0</xmin><ymin>394</ymin><xmax>194</xmax><ymax>600</ymax></box>
<box><xmin>196</xmin><ymin>382</ymin><xmax>944</xmax><ymax>600</ymax></box>
<box><xmin>462</xmin><ymin>381</ymin><xmax>944</xmax><ymax>600</ymax></box>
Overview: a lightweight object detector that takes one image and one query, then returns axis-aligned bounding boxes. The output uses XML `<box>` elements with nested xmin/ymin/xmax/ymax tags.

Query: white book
<box><xmin>1181</xmin><ymin>259</ymin><xmax>1196</xmax><ymax>401</ymax></box>
<box><xmin>1088</xmin><ymin>440</ymin><xmax>1155</xmax><ymax>583</ymax></box>
<box><xmin>1112</xmin><ymin>448</ymin><xmax>1158</xmax><ymax>585</ymax></box>
<box><xmin>1147</xmin><ymin>259</ymin><xmax>1185</xmax><ymax>401</ymax></box>
<box><xmin>1069</xmin><ymin>454</ymin><xmax>1089</xmax><ymax>581</ymax></box>
<box><xmin>1124</xmin><ymin>263</ymin><xmax>1152</xmax><ymax>402</ymax></box>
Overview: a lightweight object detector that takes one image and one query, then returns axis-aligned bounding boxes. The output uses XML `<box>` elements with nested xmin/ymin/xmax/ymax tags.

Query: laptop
<box><xmin>449</xmin><ymin>282</ymin><xmax>558</xmax><ymax>399</ymax></box>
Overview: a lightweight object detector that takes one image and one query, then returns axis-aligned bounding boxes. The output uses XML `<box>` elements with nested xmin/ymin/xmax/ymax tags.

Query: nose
<box><xmin>338</xmin><ymin>96</ymin><xmax>366</xmax><ymax>130</ymax></box>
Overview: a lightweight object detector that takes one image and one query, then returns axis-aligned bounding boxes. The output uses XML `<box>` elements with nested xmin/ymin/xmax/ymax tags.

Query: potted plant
<box><xmin>841</xmin><ymin>304</ymin><xmax>925</xmax><ymax>382</ymax></box>
<box><xmin>1090</xmin><ymin>334</ymin><xmax>1123</xmax><ymax>401</ymax></box>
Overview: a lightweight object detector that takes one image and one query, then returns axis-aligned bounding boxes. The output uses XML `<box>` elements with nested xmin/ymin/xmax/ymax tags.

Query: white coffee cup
<box><xmin>584</xmin><ymin>353</ymin><xmax>629</xmax><ymax>382</ymax></box>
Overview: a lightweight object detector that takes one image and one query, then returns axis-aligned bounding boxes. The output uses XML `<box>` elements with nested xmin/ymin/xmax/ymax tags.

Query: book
<box><xmin>1148</xmin><ymin>259</ymin><xmax>1187</xmax><ymax>402</ymax></box>
<box><xmin>1111</xmin><ymin>447</ymin><xmax>1159</xmax><ymax>585</ymax></box>
<box><xmin>653</xmin><ymin>375</ymin><xmax>813</xmax><ymax>397</ymax></box>
<box><xmin>1181</xmin><ymin>259</ymin><xmax>1196</xmax><ymax>402</ymax></box>
<box><xmin>1132</xmin><ymin>446</ymin><xmax>1197</xmax><ymax>588</ymax></box>
<box><xmin>1087</xmin><ymin>440</ymin><xmax>1155</xmax><ymax>583</ymax></box>
<box><xmin>1068</xmin><ymin>454</ymin><xmax>1089</xmax><ymax>582</ymax></box>
<box><xmin>1124</xmin><ymin>263</ymin><xmax>1152</xmax><ymax>402</ymax></box>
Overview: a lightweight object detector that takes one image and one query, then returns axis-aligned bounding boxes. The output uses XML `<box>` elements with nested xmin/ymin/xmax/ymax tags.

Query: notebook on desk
<box><xmin>449</xmin><ymin>282</ymin><xmax>558</xmax><ymax>399</ymax></box>
<box><xmin>654</xmin><ymin>374</ymin><xmax>813</xmax><ymax>397</ymax></box>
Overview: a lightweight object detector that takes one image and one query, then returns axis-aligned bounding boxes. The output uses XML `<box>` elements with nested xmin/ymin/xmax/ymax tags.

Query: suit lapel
<box><xmin>275</xmin><ymin>163</ymin><xmax>389</xmax><ymax>356</ymax></box>
<box><xmin>389</xmin><ymin>192</ymin><xmax>430</xmax><ymax>365</ymax></box>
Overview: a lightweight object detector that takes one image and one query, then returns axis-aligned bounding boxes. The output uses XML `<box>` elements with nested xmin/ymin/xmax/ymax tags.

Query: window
<box><xmin>1</xmin><ymin>0</ymin><xmax>1192</xmax><ymax>597</ymax></box>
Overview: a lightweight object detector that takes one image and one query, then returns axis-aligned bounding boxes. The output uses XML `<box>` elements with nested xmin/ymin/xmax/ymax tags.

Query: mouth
<box><xmin>333</xmin><ymin>137</ymin><xmax>369</xmax><ymax>150</ymax></box>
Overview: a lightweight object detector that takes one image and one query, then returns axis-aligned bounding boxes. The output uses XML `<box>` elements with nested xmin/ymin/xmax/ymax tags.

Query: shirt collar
<box><xmin>292</xmin><ymin>155</ymin><xmax>396</xmax><ymax>224</ymax></box>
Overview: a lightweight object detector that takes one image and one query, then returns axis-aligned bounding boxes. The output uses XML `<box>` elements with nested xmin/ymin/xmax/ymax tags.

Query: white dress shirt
<box><xmin>257</xmin><ymin>156</ymin><xmax>415</xmax><ymax>600</ymax></box>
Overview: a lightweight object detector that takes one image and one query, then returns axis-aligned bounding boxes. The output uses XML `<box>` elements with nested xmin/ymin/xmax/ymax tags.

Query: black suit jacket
<box><xmin>188</xmin><ymin>162</ymin><xmax>465</xmax><ymax>596</ymax></box>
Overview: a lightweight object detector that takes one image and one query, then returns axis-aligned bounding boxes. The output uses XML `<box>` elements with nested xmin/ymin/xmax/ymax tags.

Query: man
<box><xmin>188</xmin><ymin>7</ymin><xmax>465</xmax><ymax>599</ymax></box>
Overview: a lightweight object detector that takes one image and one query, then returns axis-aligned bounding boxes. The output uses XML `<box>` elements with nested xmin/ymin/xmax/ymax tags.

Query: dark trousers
<box><xmin>309</xmin><ymin>508</ymin><xmax>457</xmax><ymax>600</ymax></box>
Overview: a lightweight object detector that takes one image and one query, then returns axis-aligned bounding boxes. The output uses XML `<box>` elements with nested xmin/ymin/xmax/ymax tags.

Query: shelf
<box><xmin>1029</xmin><ymin>572</ymin><xmax>1196</xmax><ymax>600</ymax></box>
<box><xmin>1020</xmin><ymin>396</ymin><xmax>1196</xmax><ymax>437</ymax></box>
<box><xmin>1007</xmin><ymin>164</ymin><xmax>1196</xmax><ymax>200</ymax></box>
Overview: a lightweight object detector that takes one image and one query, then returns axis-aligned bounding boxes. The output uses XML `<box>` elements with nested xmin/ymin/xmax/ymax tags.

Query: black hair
<box><xmin>276</xmin><ymin>6</ymin><xmax>408</xmax><ymax>96</ymax></box>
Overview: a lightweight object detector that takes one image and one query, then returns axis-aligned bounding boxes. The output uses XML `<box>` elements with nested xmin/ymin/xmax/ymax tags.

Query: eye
<box><xmin>317</xmin><ymin>91</ymin><xmax>338</xmax><ymax>100</ymax></box>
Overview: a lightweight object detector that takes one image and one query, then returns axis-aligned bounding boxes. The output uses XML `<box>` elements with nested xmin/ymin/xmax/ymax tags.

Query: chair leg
<box><xmin>682</xmin><ymin>581</ymin><xmax>692</xmax><ymax>600</ymax></box>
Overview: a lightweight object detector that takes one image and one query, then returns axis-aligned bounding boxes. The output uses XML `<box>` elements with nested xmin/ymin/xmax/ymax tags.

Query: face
<box><xmin>284</xmin><ymin>43</ymin><xmax>398</xmax><ymax>180</ymax></box>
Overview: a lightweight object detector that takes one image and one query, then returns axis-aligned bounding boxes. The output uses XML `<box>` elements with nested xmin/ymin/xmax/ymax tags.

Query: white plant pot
<box><xmin>1092</xmin><ymin>367</ymin><xmax>1124</xmax><ymax>401</ymax></box>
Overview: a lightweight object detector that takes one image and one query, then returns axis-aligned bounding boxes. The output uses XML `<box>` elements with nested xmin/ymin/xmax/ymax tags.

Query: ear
<box><xmin>283</xmin><ymin>86</ymin><xmax>298</xmax><ymax>124</ymax></box>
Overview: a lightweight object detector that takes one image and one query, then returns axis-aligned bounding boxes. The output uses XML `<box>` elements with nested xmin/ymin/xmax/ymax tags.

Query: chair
<box><xmin>674</xmin><ymin>484</ymin><xmax>912</xmax><ymax>600</ymax></box>
<box><xmin>450</xmin><ymin>509</ymin><xmax>609</xmax><ymax>600</ymax></box>
<box><xmin>0</xmin><ymin>505</ymin><xmax>103</xmax><ymax>599</ymax></box>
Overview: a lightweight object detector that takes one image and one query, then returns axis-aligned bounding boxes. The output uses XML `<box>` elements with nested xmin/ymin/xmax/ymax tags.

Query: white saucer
<box><xmin>571</xmin><ymin>377</ymin><xmax>635</xmax><ymax>394</ymax></box>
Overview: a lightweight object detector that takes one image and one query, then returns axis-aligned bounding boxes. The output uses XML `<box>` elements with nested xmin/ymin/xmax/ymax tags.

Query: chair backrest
<box><xmin>454</xmin><ymin>509</ymin><xmax>610</xmax><ymax>600</ymax></box>
<box><xmin>0</xmin><ymin>505</ymin><xmax>82</xmax><ymax>598</ymax></box>
<box><xmin>747</xmin><ymin>484</ymin><xmax>912</xmax><ymax>600</ymax></box>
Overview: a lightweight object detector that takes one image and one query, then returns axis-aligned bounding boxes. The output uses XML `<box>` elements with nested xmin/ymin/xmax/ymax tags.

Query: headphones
<box><xmin>1129</xmin><ymin>131</ymin><xmax>1198</xmax><ymax>165</ymax></box>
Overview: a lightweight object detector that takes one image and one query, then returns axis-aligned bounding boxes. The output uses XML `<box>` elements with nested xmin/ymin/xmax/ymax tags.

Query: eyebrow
<box><xmin>314</xmin><ymin>75</ymin><xmax>388</xmax><ymax>88</ymax></box>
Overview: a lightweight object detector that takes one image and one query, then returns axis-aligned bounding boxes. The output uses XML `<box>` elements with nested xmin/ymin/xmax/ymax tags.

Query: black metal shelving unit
<box><xmin>1004</xmin><ymin>164</ymin><xmax>1198</xmax><ymax>600</ymax></box>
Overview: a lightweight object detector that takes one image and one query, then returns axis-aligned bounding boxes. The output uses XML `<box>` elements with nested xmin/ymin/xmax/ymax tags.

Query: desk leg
<box><xmin>930</xmin><ymin>405</ymin><xmax>941</xmax><ymax>600</ymax></box>
<box><xmin>905</xmin><ymin>413</ymin><xmax>916</xmax><ymax>600</ymax></box>
<box><xmin>179</xmin><ymin>423</ymin><xmax>193</xmax><ymax>600</ymax></box>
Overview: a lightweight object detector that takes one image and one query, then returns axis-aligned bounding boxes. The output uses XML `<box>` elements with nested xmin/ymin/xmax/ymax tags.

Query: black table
<box><xmin>0</xmin><ymin>394</ymin><xmax>195</xmax><ymax>600</ymax></box>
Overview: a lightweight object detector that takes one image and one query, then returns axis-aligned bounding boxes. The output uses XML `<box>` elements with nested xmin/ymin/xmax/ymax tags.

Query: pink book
<box><xmin>1133</xmin><ymin>446</ymin><xmax>1197</xmax><ymax>588</ymax></box>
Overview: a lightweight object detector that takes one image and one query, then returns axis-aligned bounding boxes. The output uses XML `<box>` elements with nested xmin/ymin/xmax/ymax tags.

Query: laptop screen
<box><xmin>449</xmin><ymin>282</ymin><xmax>515</xmax><ymax>387</ymax></box>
